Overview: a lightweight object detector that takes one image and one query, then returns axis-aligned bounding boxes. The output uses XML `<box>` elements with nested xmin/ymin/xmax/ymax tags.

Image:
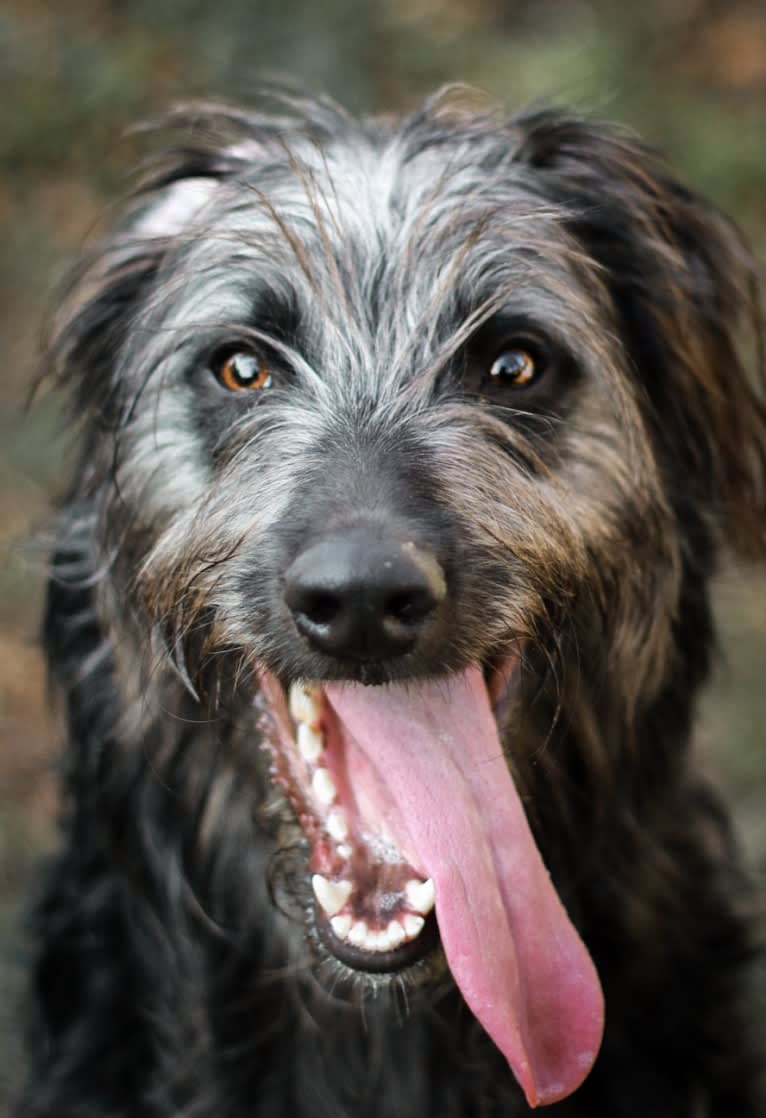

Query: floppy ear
<box><xmin>515</xmin><ymin>111</ymin><xmax>766</xmax><ymax>558</ymax></box>
<box><xmin>47</xmin><ymin>104</ymin><xmax>270</xmax><ymax>427</ymax></box>
<box><xmin>49</xmin><ymin>197</ymin><xmax>218</xmax><ymax>431</ymax></box>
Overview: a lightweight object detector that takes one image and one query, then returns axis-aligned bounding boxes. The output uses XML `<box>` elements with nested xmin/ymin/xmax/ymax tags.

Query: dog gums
<box><xmin>19</xmin><ymin>88</ymin><xmax>766</xmax><ymax>1116</ymax></box>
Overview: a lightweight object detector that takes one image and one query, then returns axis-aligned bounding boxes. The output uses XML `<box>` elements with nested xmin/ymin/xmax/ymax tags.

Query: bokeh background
<box><xmin>1</xmin><ymin>0</ymin><xmax>765</xmax><ymax>1108</ymax></box>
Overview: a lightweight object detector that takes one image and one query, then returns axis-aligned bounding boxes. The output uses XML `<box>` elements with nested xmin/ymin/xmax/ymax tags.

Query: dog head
<box><xmin>49</xmin><ymin>89</ymin><xmax>765</xmax><ymax>1105</ymax></box>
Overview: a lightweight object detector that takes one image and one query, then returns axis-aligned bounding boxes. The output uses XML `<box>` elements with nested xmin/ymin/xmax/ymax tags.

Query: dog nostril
<box><xmin>385</xmin><ymin>589</ymin><xmax>436</xmax><ymax>626</ymax></box>
<box><xmin>298</xmin><ymin>590</ymin><xmax>341</xmax><ymax>627</ymax></box>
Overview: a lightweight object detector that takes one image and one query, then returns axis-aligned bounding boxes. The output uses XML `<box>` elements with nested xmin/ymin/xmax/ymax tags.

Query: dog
<box><xmin>19</xmin><ymin>88</ymin><xmax>765</xmax><ymax>1116</ymax></box>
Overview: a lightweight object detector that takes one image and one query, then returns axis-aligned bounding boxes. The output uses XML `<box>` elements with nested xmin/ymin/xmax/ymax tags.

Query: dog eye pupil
<box><xmin>216</xmin><ymin>352</ymin><xmax>272</xmax><ymax>392</ymax></box>
<box><xmin>489</xmin><ymin>349</ymin><xmax>536</xmax><ymax>387</ymax></box>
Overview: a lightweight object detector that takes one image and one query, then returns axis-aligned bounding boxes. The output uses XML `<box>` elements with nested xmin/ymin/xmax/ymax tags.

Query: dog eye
<box><xmin>463</xmin><ymin>333</ymin><xmax>552</xmax><ymax>399</ymax></box>
<box><xmin>213</xmin><ymin>350</ymin><xmax>273</xmax><ymax>393</ymax></box>
<box><xmin>487</xmin><ymin>347</ymin><xmax>538</xmax><ymax>388</ymax></box>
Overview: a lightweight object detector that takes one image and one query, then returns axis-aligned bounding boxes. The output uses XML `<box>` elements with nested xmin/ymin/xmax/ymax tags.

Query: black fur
<box><xmin>18</xmin><ymin>91</ymin><xmax>766</xmax><ymax>1116</ymax></box>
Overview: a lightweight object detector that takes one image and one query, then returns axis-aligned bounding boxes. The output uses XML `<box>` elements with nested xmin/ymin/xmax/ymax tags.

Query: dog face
<box><xmin>50</xmin><ymin>91</ymin><xmax>765</xmax><ymax>1106</ymax></box>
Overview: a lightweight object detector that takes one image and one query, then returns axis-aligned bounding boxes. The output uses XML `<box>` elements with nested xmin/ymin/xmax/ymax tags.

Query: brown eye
<box><xmin>215</xmin><ymin>351</ymin><xmax>272</xmax><ymax>392</ymax></box>
<box><xmin>488</xmin><ymin>348</ymin><xmax>537</xmax><ymax>387</ymax></box>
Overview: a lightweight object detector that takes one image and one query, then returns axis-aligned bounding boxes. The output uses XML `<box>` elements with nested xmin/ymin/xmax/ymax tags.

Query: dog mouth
<box><xmin>256</xmin><ymin>670</ymin><xmax>444</xmax><ymax>970</ymax></box>
<box><xmin>255</xmin><ymin>660</ymin><xmax>604</xmax><ymax>1108</ymax></box>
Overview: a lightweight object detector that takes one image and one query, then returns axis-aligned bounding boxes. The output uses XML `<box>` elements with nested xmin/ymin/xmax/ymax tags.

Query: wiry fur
<box><xmin>19</xmin><ymin>89</ymin><xmax>766</xmax><ymax>1116</ymax></box>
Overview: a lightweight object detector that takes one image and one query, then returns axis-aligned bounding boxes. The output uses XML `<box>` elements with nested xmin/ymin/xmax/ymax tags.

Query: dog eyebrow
<box><xmin>248</xmin><ymin>285</ymin><xmax>303</xmax><ymax>347</ymax></box>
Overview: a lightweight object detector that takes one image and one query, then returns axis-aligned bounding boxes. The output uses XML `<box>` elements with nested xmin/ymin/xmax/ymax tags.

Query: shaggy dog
<box><xmin>20</xmin><ymin>90</ymin><xmax>765</xmax><ymax>1116</ymax></box>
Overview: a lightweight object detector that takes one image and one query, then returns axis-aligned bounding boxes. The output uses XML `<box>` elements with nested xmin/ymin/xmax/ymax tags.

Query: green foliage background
<box><xmin>1</xmin><ymin>0</ymin><xmax>765</xmax><ymax>1107</ymax></box>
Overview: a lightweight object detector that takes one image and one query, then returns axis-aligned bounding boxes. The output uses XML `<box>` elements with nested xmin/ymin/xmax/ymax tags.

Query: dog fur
<box><xmin>19</xmin><ymin>89</ymin><xmax>766</xmax><ymax>1116</ymax></box>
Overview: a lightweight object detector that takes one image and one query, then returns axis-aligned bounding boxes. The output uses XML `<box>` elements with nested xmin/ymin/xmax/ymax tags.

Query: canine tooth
<box><xmin>337</xmin><ymin>844</ymin><xmax>352</xmax><ymax>860</ymax></box>
<box><xmin>311</xmin><ymin>874</ymin><xmax>352</xmax><ymax>917</ymax></box>
<box><xmin>405</xmin><ymin>877</ymin><xmax>435</xmax><ymax>915</ymax></box>
<box><xmin>289</xmin><ymin>682</ymin><xmax>320</xmax><ymax>726</ymax></box>
<box><xmin>348</xmin><ymin>920</ymin><xmax>368</xmax><ymax>947</ymax></box>
<box><xmin>330</xmin><ymin>914</ymin><xmax>352</xmax><ymax>940</ymax></box>
<box><xmin>297</xmin><ymin>722</ymin><xmax>324</xmax><ymax>764</ymax></box>
<box><xmin>386</xmin><ymin>920</ymin><xmax>406</xmax><ymax>948</ymax></box>
<box><xmin>312</xmin><ymin>767</ymin><xmax>337</xmax><ymax>805</ymax></box>
<box><xmin>402</xmin><ymin>914</ymin><xmax>425</xmax><ymax>939</ymax></box>
<box><xmin>326</xmin><ymin>809</ymin><xmax>349</xmax><ymax>842</ymax></box>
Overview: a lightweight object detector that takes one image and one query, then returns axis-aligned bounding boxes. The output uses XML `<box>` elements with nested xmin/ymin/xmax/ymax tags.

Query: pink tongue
<box><xmin>324</xmin><ymin>666</ymin><xmax>604</xmax><ymax>1108</ymax></box>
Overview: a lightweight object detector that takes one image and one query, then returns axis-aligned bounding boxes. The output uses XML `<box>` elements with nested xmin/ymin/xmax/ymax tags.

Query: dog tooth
<box><xmin>297</xmin><ymin>722</ymin><xmax>324</xmax><ymax>764</ymax></box>
<box><xmin>289</xmin><ymin>682</ymin><xmax>321</xmax><ymax>727</ymax></box>
<box><xmin>326</xmin><ymin>808</ymin><xmax>349</xmax><ymax>842</ymax></box>
<box><xmin>386</xmin><ymin>919</ymin><xmax>406</xmax><ymax>948</ymax></box>
<box><xmin>337</xmin><ymin>843</ymin><xmax>352</xmax><ymax>860</ymax></box>
<box><xmin>348</xmin><ymin>920</ymin><xmax>368</xmax><ymax>947</ymax></box>
<box><xmin>402</xmin><ymin>914</ymin><xmax>425</xmax><ymax>939</ymax></box>
<box><xmin>380</xmin><ymin>925</ymin><xmax>403</xmax><ymax>951</ymax></box>
<box><xmin>312</xmin><ymin>767</ymin><xmax>337</xmax><ymax>805</ymax></box>
<box><xmin>311</xmin><ymin>874</ymin><xmax>352</xmax><ymax>918</ymax></box>
<box><xmin>371</xmin><ymin>929</ymin><xmax>391</xmax><ymax>952</ymax></box>
<box><xmin>330</xmin><ymin>914</ymin><xmax>352</xmax><ymax>940</ymax></box>
<box><xmin>405</xmin><ymin>877</ymin><xmax>435</xmax><ymax>915</ymax></box>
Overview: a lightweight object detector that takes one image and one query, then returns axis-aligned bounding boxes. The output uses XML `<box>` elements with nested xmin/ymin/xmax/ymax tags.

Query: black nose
<box><xmin>284</xmin><ymin>526</ymin><xmax>447</xmax><ymax>661</ymax></box>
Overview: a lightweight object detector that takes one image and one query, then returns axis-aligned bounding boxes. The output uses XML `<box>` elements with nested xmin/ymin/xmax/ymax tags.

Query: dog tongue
<box><xmin>323</xmin><ymin>666</ymin><xmax>604</xmax><ymax>1107</ymax></box>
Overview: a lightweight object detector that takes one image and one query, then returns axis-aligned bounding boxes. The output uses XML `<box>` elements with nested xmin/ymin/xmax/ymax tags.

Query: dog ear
<box><xmin>47</xmin><ymin>105</ymin><xmax>271</xmax><ymax>426</ymax></box>
<box><xmin>49</xmin><ymin>189</ymin><xmax>220</xmax><ymax>428</ymax></box>
<box><xmin>516</xmin><ymin>111</ymin><xmax>766</xmax><ymax>558</ymax></box>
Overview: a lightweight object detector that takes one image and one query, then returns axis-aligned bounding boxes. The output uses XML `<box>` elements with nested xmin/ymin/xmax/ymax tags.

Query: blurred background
<box><xmin>1</xmin><ymin>0</ymin><xmax>765</xmax><ymax>1108</ymax></box>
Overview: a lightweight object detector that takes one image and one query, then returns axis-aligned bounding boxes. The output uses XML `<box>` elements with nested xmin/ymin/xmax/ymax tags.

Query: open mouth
<box><xmin>256</xmin><ymin>671</ymin><xmax>443</xmax><ymax>971</ymax></box>
<box><xmin>255</xmin><ymin>659</ymin><xmax>604</xmax><ymax>1108</ymax></box>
